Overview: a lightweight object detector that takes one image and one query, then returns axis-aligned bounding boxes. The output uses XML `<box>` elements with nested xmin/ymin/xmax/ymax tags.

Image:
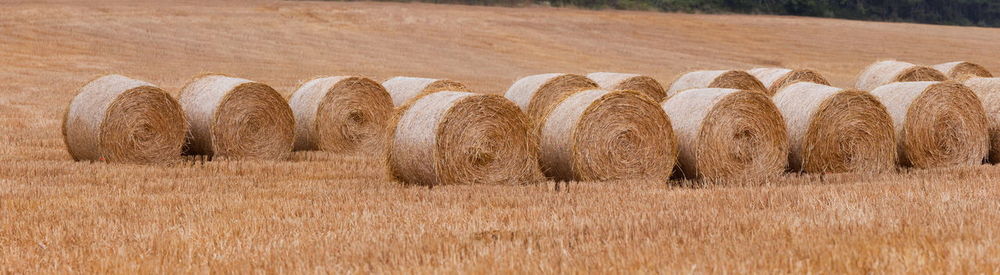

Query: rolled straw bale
<box><xmin>661</xmin><ymin>88</ymin><xmax>788</xmax><ymax>181</ymax></box>
<box><xmin>962</xmin><ymin>77</ymin><xmax>1000</xmax><ymax>162</ymax></box>
<box><xmin>63</xmin><ymin>74</ymin><xmax>187</xmax><ymax>163</ymax></box>
<box><xmin>773</xmin><ymin>82</ymin><xmax>896</xmax><ymax>173</ymax></box>
<box><xmin>586</xmin><ymin>72</ymin><xmax>667</xmax><ymax>102</ymax></box>
<box><xmin>856</xmin><ymin>60</ymin><xmax>947</xmax><ymax>91</ymax></box>
<box><xmin>666</xmin><ymin>70</ymin><xmax>768</xmax><ymax>97</ymax></box>
<box><xmin>934</xmin><ymin>61</ymin><xmax>993</xmax><ymax>80</ymax></box>
<box><xmin>288</xmin><ymin>76</ymin><xmax>393</xmax><ymax>153</ymax></box>
<box><xmin>539</xmin><ymin>89</ymin><xmax>677</xmax><ymax>181</ymax></box>
<box><xmin>747</xmin><ymin>68</ymin><xmax>831</xmax><ymax>95</ymax></box>
<box><xmin>178</xmin><ymin>75</ymin><xmax>295</xmax><ymax>160</ymax></box>
<box><xmin>870</xmin><ymin>81</ymin><xmax>988</xmax><ymax>168</ymax></box>
<box><xmin>381</xmin><ymin>77</ymin><xmax>468</xmax><ymax>106</ymax></box>
<box><xmin>386</xmin><ymin>91</ymin><xmax>544</xmax><ymax>186</ymax></box>
<box><xmin>504</xmin><ymin>73</ymin><xmax>598</xmax><ymax>123</ymax></box>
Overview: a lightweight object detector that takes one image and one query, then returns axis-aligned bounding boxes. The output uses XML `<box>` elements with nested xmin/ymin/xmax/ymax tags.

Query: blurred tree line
<box><xmin>378</xmin><ymin>0</ymin><xmax>1000</xmax><ymax>27</ymax></box>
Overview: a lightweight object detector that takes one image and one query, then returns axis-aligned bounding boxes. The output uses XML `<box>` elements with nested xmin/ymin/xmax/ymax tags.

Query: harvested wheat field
<box><xmin>2</xmin><ymin>0</ymin><xmax>1000</xmax><ymax>273</ymax></box>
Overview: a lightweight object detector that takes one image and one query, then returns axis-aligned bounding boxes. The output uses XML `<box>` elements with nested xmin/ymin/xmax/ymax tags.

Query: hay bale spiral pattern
<box><xmin>63</xmin><ymin>74</ymin><xmax>187</xmax><ymax>163</ymax></box>
<box><xmin>381</xmin><ymin>77</ymin><xmax>468</xmax><ymax>106</ymax></box>
<box><xmin>289</xmin><ymin>76</ymin><xmax>393</xmax><ymax>153</ymax></box>
<box><xmin>747</xmin><ymin>68</ymin><xmax>831</xmax><ymax>96</ymax></box>
<box><xmin>666</xmin><ymin>70</ymin><xmax>768</xmax><ymax>97</ymax></box>
<box><xmin>586</xmin><ymin>72</ymin><xmax>667</xmax><ymax>102</ymax></box>
<box><xmin>504</xmin><ymin>73</ymin><xmax>598</xmax><ymax>124</ymax></box>
<box><xmin>934</xmin><ymin>61</ymin><xmax>993</xmax><ymax>80</ymax></box>
<box><xmin>856</xmin><ymin>60</ymin><xmax>947</xmax><ymax>91</ymax></box>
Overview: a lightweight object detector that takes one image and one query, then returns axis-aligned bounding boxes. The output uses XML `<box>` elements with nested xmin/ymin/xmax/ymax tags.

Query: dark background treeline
<box><xmin>365</xmin><ymin>0</ymin><xmax>1000</xmax><ymax>27</ymax></box>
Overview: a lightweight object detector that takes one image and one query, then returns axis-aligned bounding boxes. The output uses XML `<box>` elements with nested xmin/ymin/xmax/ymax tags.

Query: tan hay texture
<box><xmin>288</xmin><ymin>76</ymin><xmax>393</xmax><ymax>153</ymax></box>
<box><xmin>666</xmin><ymin>70</ymin><xmax>768</xmax><ymax>97</ymax></box>
<box><xmin>962</xmin><ymin>77</ymin><xmax>1000</xmax><ymax>162</ymax></box>
<box><xmin>747</xmin><ymin>68</ymin><xmax>831</xmax><ymax>95</ymax></box>
<box><xmin>661</xmin><ymin>88</ymin><xmax>789</xmax><ymax>181</ymax></box>
<box><xmin>934</xmin><ymin>61</ymin><xmax>993</xmax><ymax>80</ymax></box>
<box><xmin>504</xmin><ymin>73</ymin><xmax>599</xmax><ymax>124</ymax></box>
<box><xmin>586</xmin><ymin>72</ymin><xmax>667</xmax><ymax>102</ymax></box>
<box><xmin>179</xmin><ymin>75</ymin><xmax>295</xmax><ymax>160</ymax></box>
<box><xmin>381</xmin><ymin>77</ymin><xmax>468</xmax><ymax>106</ymax></box>
<box><xmin>387</xmin><ymin>91</ymin><xmax>544</xmax><ymax>186</ymax></box>
<box><xmin>539</xmin><ymin>89</ymin><xmax>677</xmax><ymax>181</ymax></box>
<box><xmin>63</xmin><ymin>74</ymin><xmax>187</xmax><ymax>163</ymax></box>
<box><xmin>773</xmin><ymin>82</ymin><xmax>897</xmax><ymax>173</ymax></box>
<box><xmin>856</xmin><ymin>60</ymin><xmax>947</xmax><ymax>90</ymax></box>
<box><xmin>870</xmin><ymin>81</ymin><xmax>989</xmax><ymax>168</ymax></box>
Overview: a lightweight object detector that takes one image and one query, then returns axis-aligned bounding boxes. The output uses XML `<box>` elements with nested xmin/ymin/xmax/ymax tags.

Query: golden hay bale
<box><xmin>661</xmin><ymin>88</ymin><xmax>788</xmax><ymax>181</ymax></box>
<box><xmin>933</xmin><ymin>61</ymin><xmax>993</xmax><ymax>80</ymax></box>
<box><xmin>178</xmin><ymin>75</ymin><xmax>295</xmax><ymax>160</ymax></box>
<box><xmin>63</xmin><ymin>74</ymin><xmax>187</xmax><ymax>163</ymax></box>
<box><xmin>381</xmin><ymin>77</ymin><xmax>468</xmax><ymax>106</ymax></box>
<box><xmin>870</xmin><ymin>81</ymin><xmax>989</xmax><ymax>168</ymax></box>
<box><xmin>288</xmin><ymin>76</ymin><xmax>393</xmax><ymax>153</ymax></box>
<box><xmin>586</xmin><ymin>72</ymin><xmax>667</xmax><ymax>102</ymax></box>
<box><xmin>773</xmin><ymin>82</ymin><xmax>897</xmax><ymax>173</ymax></box>
<box><xmin>961</xmin><ymin>77</ymin><xmax>1000</xmax><ymax>162</ymax></box>
<box><xmin>747</xmin><ymin>68</ymin><xmax>831</xmax><ymax>95</ymax></box>
<box><xmin>856</xmin><ymin>60</ymin><xmax>947</xmax><ymax>91</ymax></box>
<box><xmin>666</xmin><ymin>70</ymin><xmax>768</xmax><ymax>97</ymax></box>
<box><xmin>539</xmin><ymin>89</ymin><xmax>677</xmax><ymax>181</ymax></box>
<box><xmin>386</xmin><ymin>91</ymin><xmax>544</xmax><ymax>186</ymax></box>
<box><xmin>504</xmin><ymin>73</ymin><xmax>599</xmax><ymax>123</ymax></box>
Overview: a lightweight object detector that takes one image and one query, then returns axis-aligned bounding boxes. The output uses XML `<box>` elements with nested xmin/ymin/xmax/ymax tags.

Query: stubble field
<box><xmin>2</xmin><ymin>0</ymin><xmax>1000</xmax><ymax>273</ymax></box>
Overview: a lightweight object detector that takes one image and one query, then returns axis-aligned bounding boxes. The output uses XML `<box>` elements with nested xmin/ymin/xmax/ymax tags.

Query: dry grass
<box><xmin>2</xmin><ymin>0</ymin><xmax>1000</xmax><ymax>273</ymax></box>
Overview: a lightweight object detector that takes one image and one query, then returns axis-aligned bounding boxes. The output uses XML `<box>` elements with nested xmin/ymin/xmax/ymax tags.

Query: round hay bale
<box><xmin>288</xmin><ymin>76</ymin><xmax>393</xmax><ymax>153</ymax></box>
<box><xmin>747</xmin><ymin>68</ymin><xmax>831</xmax><ymax>95</ymax></box>
<box><xmin>961</xmin><ymin>77</ymin><xmax>1000</xmax><ymax>162</ymax></box>
<box><xmin>178</xmin><ymin>75</ymin><xmax>295</xmax><ymax>160</ymax></box>
<box><xmin>666</xmin><ymin>70</ymin><xmax>768</xmax><ymax>97</ymax></box>
<box><xmin>661</xmin><ymin>88</ymin><xmax>789</xmax><ymax>181</ymax></box>
<box><xmin>63</xmin><ymin>74</ymin><xmax>187</xmax><ymax>163</ymax></box>
<box><xmin>856</xmin><ymin>60</ymin><xmax>947</xmax><ymax>91</ymax></box>
<box><xmin>381</xmin><ymin>77</ymin><xmax>468</xmax><ymax>106</ymax></box>
<box><xmin>386</xmin><ymin>91</ymin><xmax>544</xmax><ymax>186</ymax></box>
<box><xmin>504</xmin><ymin>73</ymin><xmax>599</xmax><ymax>123</ymax></box>
<box><xmin>773</xmin><ymin>82</ymin><xmax>897</xmax><ymax>173</ymax></box>
<box><xmin>586</xmin><ymin>72</ymin><xmax>667</xmax><ymax>102</ymax></box>
<box><xmin>870</xmin><ymin>81</ymin><xmax>989</xmax><ymax>168</ymax></box>
<box><xmin>934</xmin><ymin>61</ymin><xmax>993</xmax><ymax>80</ymax></box>
<box><xmin>539</xmin><ymin>89</ymin><xmax>677</xmax><ymax>181</ymax></box>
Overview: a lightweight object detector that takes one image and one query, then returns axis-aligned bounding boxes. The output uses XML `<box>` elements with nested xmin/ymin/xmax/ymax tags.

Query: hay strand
<box><xmin>289</xmin><ymin>76</ymin><xmax>393</xmax><ymax>153</ymax></box>
<box><xmin>856</xmin><ymin>60</ymin><xmax>947</xmax><ymax>90</ymax></box>
<box><xmin>870</xmin><ymin>81</ymin><xmax>988</xmax><ymax>168</ymax></box>
<box><xmin>178</xmin><ymin>75</ymin><xmax>295</xmax><ymax>160</ymax></box>
<box><xmin>539</xmin><ymin>89</ymin><xmax>677</xmax><ymax>181</ymax></box>
<box><xmin>387</xmin><ymin>91</ymin><xmax>544</xmax><ymax>186</ymax></box>
<box><xmin>666</xmin><ymin>70</ymin><xmax>768</xmax><ymax>97</ymax></box>
<box><xmin>381</xmin><ymin>77</ymin><xmax>468</xmax><ymax>106</ymax></box>
<box><xmin>661</xmin><ymin>88</ymin><xmax>788</xmax><ymax>181</ymax></box>
<box><xmin>586</xmin><ymin>72</ymin><xmax>667</xmax><ymax>102</ymax></box>
<box><xmin>962</xmin><ymin>77</ymin><xmax>1000</xmax><ymax>163</ymax></box>
<box><xmin>747</xmin><ymin>68</ymin><xmax>831</xmax><ymax>95</ymax></box>
<box><xmin>504</xmin><ymin>73</ymin><xmax>598</xmax><ymax>123</ymax></box>
<box><xmin>934</xmin><ymin>61</ymin><xmax>993</xmax><ymax>80</ymax></box>
<box><xmin>63</xmin><ymin>74</ymin><xmax>187</xmax><ymax>163</ymax></box>
<box><xmin>773</xmin><ymin>82</ymin><xmax>896</xmax><ymax>173</ymax></box>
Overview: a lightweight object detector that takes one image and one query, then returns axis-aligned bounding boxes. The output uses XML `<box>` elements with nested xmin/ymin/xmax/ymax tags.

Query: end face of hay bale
<box><xmin>667</xmin><ymin>70</ymin><xmax>768</xmax><ymax>97</ymax></box>
<box><xmin>387</xmin><ymin>91</ymin><xmax>544</xmax><ymax>186</ymax></box>
<box><xmin>962</xmin><ymin>77</ymin><xmax>1000</xmax><ymax>162</ymax></box>
<box><xmin>504</xmin><ymin>73</ymin><xmax>598</xmax><ymax>124</ymax></box>
<box><xmin>64</xmin><ymin>74</ymin><xmax>188</xmax><ymax>163</ymax></box>
<box><xmin>662</xmin><ymin>88</ymin><xmax>789</xmax><ymax>181</ymax></box>
<box><xmin>382</xmin><ymin>76</ymin><xmax>468</xmax><ymax>106</ymax></box>
<box><xmin>587</xmin><ymin>72</ymin><xmax>667</xmax><ymax>102</ymax></box>
<box><xmin>871</xmin><ymin>81</ymin><xmax>989</xmax><ymax>168</ymax></box>
<box><xmin>774</xmin><ymin>82</ymin><xmax>896</xmax><ymax>173</ymax></box>
<box><xmin>934</xmin><ymin>61</ymin><xmax>993</xmax><ymax>80</ymax></box>
<box><xmin>856</xmin><ymin>60</ymin><xmax>947</xmax><ymax>91</ymax></box>
<box><xmin>179</xmin><ymin>75</ymin><xmax>295</xmax><ymax>160</ymax></box>
<box><xmin>540</xmin><ymin>89</ymin><xmax>677</xmax><ymax>181</ymax></box>
<box><xmin>748</xmin><ymin>68</ymin><xmax>831</xmax><ymax>96</ymax></box>
<box><xmin>289</xmin><ymin>76</ymin><xmax>393</xmax><ymax>153</ymax></box>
